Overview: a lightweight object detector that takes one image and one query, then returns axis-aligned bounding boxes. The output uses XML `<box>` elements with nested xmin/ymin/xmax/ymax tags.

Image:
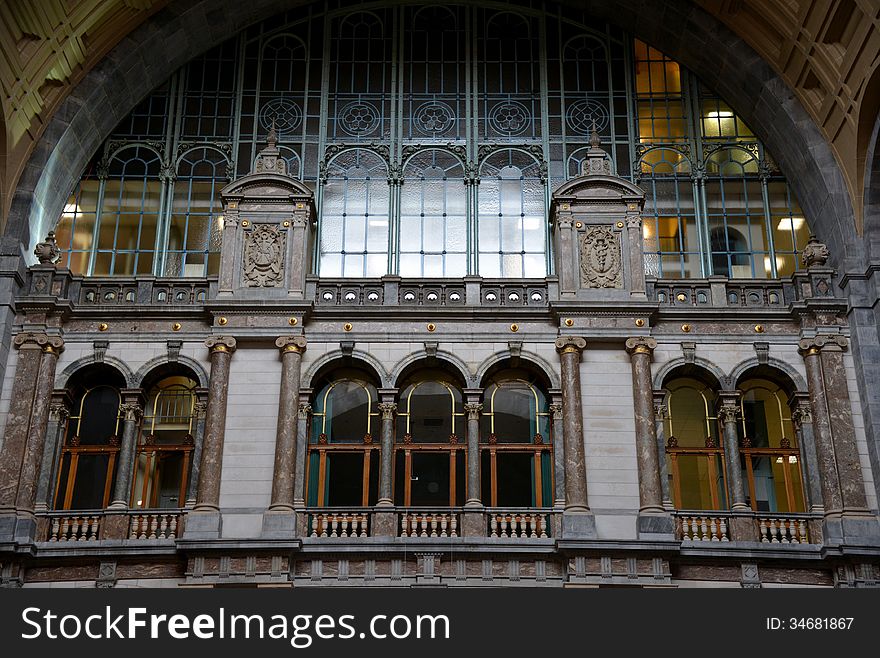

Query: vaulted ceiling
<box><xmin>1</xmin><ymin>0</ymin><xmax>878</xmax><ymax>234</ymax></box>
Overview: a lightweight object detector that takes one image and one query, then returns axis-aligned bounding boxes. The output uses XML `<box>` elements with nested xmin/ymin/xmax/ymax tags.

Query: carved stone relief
<box><xmin>243</xmin><ymin>224</ymin><xmax>285</xmax><ymax>287</ymax></box>
<box><xmin>580</xmin><ymin>225</ymin><xmax>622</xmax><ymax>288</ymax></box>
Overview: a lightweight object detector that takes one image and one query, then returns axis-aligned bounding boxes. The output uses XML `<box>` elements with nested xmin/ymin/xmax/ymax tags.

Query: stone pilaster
<box><xmin>555</xmin><ymin>213</ymin><xmax>577</xmax><ymax>296</ymax></box>
<box><xmin>293</xmin><ymin>400</ymin><xmax>311</xmax><ymax>508</ymax></box>
<box><xmin>187</xmin><ymin>336</ymin><xmax>236</xmax><ymax>539</ymax></box>
<box><xmin>625</xmin><ymin>337</ymin><xmax>673</xmax><ymax>539</ymax></box>
<box><xmin>185</xmin><ymin>395</ymin><xmax>208</xmax><ymax>508</ymax></box>
<box><xmin>653</xmin><ymin>389</ymin><xmax>673</xmax><ymax>510</ymax></box>
<box><xmin>15</xmin><ymin>337</ymin><xmax>64</xmax><ymax>516</ymax></box>
<box><xmin>550</xmin><ymin>399</ymin><xmax>565</xmax><ymax>509</ymax></box>
<box><xmin>625</xmin><ymin>209</ymin><xmax>646</xmax><ymax>297</ymax></box>
<box><xmin>377</xmin><ymin>401</ymin><xmax>397</xmax><ymax>506</ymax></box>
<box><xmin>555</xmin><ymin>336</ymin><xmax>596</xmax><ymax>538</ymax></box>
<box><xmin>799</xmin><ymin>335</ymin><xmax>879</xmax><ymax>544</ymax></box>
<box><xmin>218</xmin><ymin>210</ymin><xmax>239</xmax><ymax>294</ymax></box>
<box><xmin>108</xmin><ymin>393</ymin><xmax>143</xmax><ymax>509</ymax></box>
<box><xmin>789</xmin><ymin>393</ymin><xmax>823</xmax><ymax>514</ymax></box>
<box><xmin>35</xmin><ymin>394</ymin><xmax>70</xmax><ymax>512</ymax></box>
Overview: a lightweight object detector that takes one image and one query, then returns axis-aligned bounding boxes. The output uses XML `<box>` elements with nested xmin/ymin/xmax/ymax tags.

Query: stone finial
<box><xmin>625</xmin><ymin>336</ymin><xmax>657</xmax><ymax>355</ymax></box>
<box><xmin>276</xmin><ymin>335</ymin><xmax>307</xmax><ymax>354</ymax></box>
<box><xmin>34</xmin><ymin>231</ymin><xmax>61</xmax><ymax>265</ymax></box>
<box><xmin>253</xmin><ymin>120</ymin><xmax>287</xmax><ymax>175</ymax></box>
<box><xmin>581</xmin><ymin>124</ymin><xmax>612</xmax><ymax>176</ymax></box>
<box><xmin>801</xmin><ymin>235</ymin><xmax>829</xmax><ymax>268</ymax></box>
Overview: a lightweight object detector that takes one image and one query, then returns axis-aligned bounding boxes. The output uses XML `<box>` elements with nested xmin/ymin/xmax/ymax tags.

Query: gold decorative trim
<box><xmin>217</xmin><ymin>317</ymin><xmax>228</xmax><ymax>326</ymax></box>
<box><xmin>564</xmin><ymin>318</ymin><xmax>574</xmax><ymax>327</ymax></box>
<box><xmin>635</xmin><ymin>318</ymin><xmax>645</xmax><ymax>327</ymax></box>
<box><xmin>289</xmin><ymin>317</ymin><xmax>298</xmax><ymax>326</ymax></box>
<box><xmin>241</xmin><ymin>219</ymin><xmax>251</xmax><ymax>227</ymax></box>
<box><xmin>343</xmin><ymin>323</ymin><xmax>353</xmax><ymax>332</ymax></box>
<box><xmin>282</xmin><ymin>221</ymin><xmax>291</xmax><ymax>228</ymax></box>
<box><xmin>754</xmin><ymin>324</ymin><xmax>765</xmax><ymax>333</ymax></box>
<box><xmin>616</xmin><ymin>221</ymin><xmax>624</xmax><ymax>228</ymax></box>
<box><xmin>510</xmin><ymin>323</ymin><xmax>519</xmax><ymax>332</ymax></box>
<box><xmin>98</xmin><ymin>323</ymin><xmax>109</xmax><ymax>332</ymax></box>
<box><xmin>681</xmin><ymin>323</ymin><xmax>691</xmax><ymax>333</ymax></box>
<box><xmin>426</xmin><ymin>323</ymin><xmax>436</xmax><ymax>332</ymax></box>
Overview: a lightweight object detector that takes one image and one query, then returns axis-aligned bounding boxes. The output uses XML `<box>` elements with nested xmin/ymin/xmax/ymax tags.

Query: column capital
<box><xmin>798</xmin><ymin>334</ymin><xmax>848</xmax><ymax>356</ymax></box>
<box><xmin>652</xmin><ymin>390</ymin><xmax>668</xmax><ymax>420</ymax></box>
<box><xmin>298</xmin><ymin>402</ymin><xmax>313</xmax><ymax>419</ymax></box>
<box><xmin>193</xmin><ymin>400</ymin><xmax>208</xmax><ymax>419</ymax></box>
<box><xmin>717</xmin><ymin>401</ymin><xmax>741</xmax><ymax>424</ymax></box>
<box><xmin>206</xmin><ymin>336</ymin><xmax>237</xmax><ymax>354</ymax></box>
<box><xmin>119</xmin><ymin>401</ymin><xmax>143</xmax><ymax>421</ymax></box>
<box><xmin>555</xmin><ymin>336</ymin><xmax>586</xmax><ymax>354</ymax></box>
<box><xmin>14</xmin><ymin>332</ymin><xmax>63</xmax><ymax>353</ymax></box>
<box><xmin>378</xmin><ymin>402</ymin><xmax>397</xmax><ymax>419</ymax></box>
<box><xmin>549</xmin><ymin>402</ymin><xmax>563</xmax><ymax>419</ymax></box>
<box><xmin>48</xmin><ymin>402</ymin><xmax>69</xmax><ymax>422</ymax></box>
<box><xmin>625</xmin><ymin>336</ymin><xmax>657</xmax><ymax>355</ymax></box>
<box><xmin>276</xmin><ymin>335</ymin><xmax>307</xmax><ymax>354</ymax></box>
<box><xmin>464</xmin><ymin>402</ymin><xmax>483</xmax><ymax>420</ymax></box>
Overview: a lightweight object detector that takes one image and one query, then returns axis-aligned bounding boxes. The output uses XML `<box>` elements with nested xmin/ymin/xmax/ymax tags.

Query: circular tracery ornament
<box><xmin>414</xmin><ymin>101</ymin><xmax>455</xmax><ymax>135</ymax></box>
<box><xmin>566</xmin><ymin>98</ymin><xmax>609</xmax><ymax>135</ymax></box>
<box><xmin>259</xmin><ymin>98</ymin><xmax>303</xmax><ymax>133</ymax></box>
<box><xmin>339</xmin><ymin>101</ymin><xmax>381</xmax><ymax>136</ymax></box>
<box><xmin>489</xmin><ymin>100</ymin><xmax>530</xmax><ymax>136</ymax></box>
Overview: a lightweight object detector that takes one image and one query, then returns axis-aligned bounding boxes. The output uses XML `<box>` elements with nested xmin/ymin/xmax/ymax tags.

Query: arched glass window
<box><xmin>480</xmin><ymin>374</ymin><xmax>552</xmax><ymax>508</ymax></box>
<box><xmin>166</xmin><ymin>148</ymin><xmax>227</xmax><ymax>277</ymax></box>
<box><xmin>55</xmin><ymin>380</ymin><xmax>122</xmax><ymax>510</ymax></box>
<box><xmin>478</xmin><ymin>150</ymin><xmax>546</xmax><ymax>278</ymax></box>
<box><xmin>307</xmin><ymin>374</ymin><xmax>380</xmax><ymax>507</ymax></box>
<box><xmin>395</xmin><ymin>372</ymin><xmax>465</xmax><ymax>506</ymax></box>
<box><xmin>319</xmin><ymin>149</ymin><xmax>390</xmax><ymax>277</ymax></box>
<box><xmin>54</xmin><ymin>159</ymin><xmax>101</xmax><ymax>274</ymax></box>
<box><xmin>94</xmin><ymin>145</ymin><xmax>163</xmax><ymax>275</ymax></box>
<box><xmin>664</xmin><ymin>376</ymin><xmax>726</xmax><ymax>510</ymax></box>
<box><xmin>131</xmin><ymin>376</ymin><xmax>197</xmax><ymax>510</ymax></box>
<box><xmin>639</xmin><ymin>148</ymin><xmax>699</xmax><ymax>278</ymax></box>
<box><xmin>399</xmin><ymin>150</ymin><xmax>467</xmax><ymax>277</ymax></box>
<box><xmin>739</xmin><ymin>378</ymin><xmax>805</xmax><ymax>513</ymax></box>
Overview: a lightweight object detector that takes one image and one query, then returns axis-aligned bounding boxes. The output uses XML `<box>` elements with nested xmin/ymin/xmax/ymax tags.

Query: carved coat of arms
<box><xmin>580</xmin><ymin>225</ymin><xmax>622</xmax><ymax>288</ymax></box>
<box><xmin>243</xmin><ymin>224</ymin><xmax>285</xmax><ymax>287</ymax></box>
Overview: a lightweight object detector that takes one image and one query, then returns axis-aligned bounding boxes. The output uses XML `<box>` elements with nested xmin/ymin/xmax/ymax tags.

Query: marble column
<box><xmin>35</xmin><ymin>394</ymin><xmax>70</xmax><ymax>512</ymax></box>
<box><xmin>193</xmin><ymin>336</ymin><xmax>236</xmax><ymax>512</ymax></box>
<box><xmin>798</xmin><ymin>335</ymin><xmax>876</xmax><ymax>543</ymax></box>
<box><xmin>185</xmin><ymin>397</ymin><xmax>208</xmax><ymax>508</ymax></box>
<box><xmin>0</xmin><ymin>333</ymin><xmax>48</xmax><ymax>517</ymax></box>
<box><xmin>550</xmin><ymin>399</ymin><xmax>565</xmax><ymax>509</ymax></box>
<box><xmin>15</xmin><ymin>337</ymin><xmax>64</xmax><ymax>514</ymax></box>
<box><xmin>555</xmin><ymin>336</ymin><xmax>596</xmax><ymax>538</ymax></box>
<box><xmin>464</xmin><ymin>402</ymin><xmax>483</xmax><ymax>506</ymax></box>
<box><xmin>625</xmin><ymin>337</ymin><xmax>664</xmax><ymax>514</ymax></box>
<box><xmin>293</xmin><ymin>400</ymin><xmax>312</xmax><ymax>508</ymax></box>
<box><xmin>269</xmin><ymin>336</ymin><xmax>307</xmax><ymax>511</ymax></box>
<box><xmin>789</xmin><ymin>393</ymin><xmax>823</xmax><ymax>514</ymax></box>
<box><xmin>653</xmin><ymin>389</ymin><xmax>673</xmax><ymax>510</ymax></box>
<box><xmin>108</xmin><ymin>392</ymin><xmax>143</xmax><ymax>509</ymax></box>
<box><xmin>717</xmin><ymin>393</ymin><xmax>749</xmax><ymax>511</ymax></box>
<box><xmin>377</xmin><ymin>401</ymin><xmax>397</xmax><ymax>506</ymax></box>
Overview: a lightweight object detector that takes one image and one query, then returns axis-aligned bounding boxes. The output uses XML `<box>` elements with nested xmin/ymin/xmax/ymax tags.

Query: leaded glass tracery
<box><xmin>54</xmin><ymin>1</ymin><xmax>813</xmax><ymax>282</ymax></box>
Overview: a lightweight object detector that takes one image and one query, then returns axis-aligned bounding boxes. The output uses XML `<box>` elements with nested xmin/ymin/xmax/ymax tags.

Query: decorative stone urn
<box><xmin>33</xmin><ymin>232</ymin><xmax>61</xmax><ymax>265</ymax></box>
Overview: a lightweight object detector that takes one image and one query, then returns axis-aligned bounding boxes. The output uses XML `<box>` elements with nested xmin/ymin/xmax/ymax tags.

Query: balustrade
<box><xmin>488</xmin><ymin>511</ymin><xmax>550</xmax><ymax>538</ymax></box>
<box><xmin>47</xmin><ymin>514</ymin><xmax>101</xmax><ymax>541</ymax></box>
<box><xmin>399</xmin><ymin>511</ymin><xmax>459</xmax><ymax>537</ymax></box>
<box><xmin>309</xmin><ymin>512</ymin><xmax>370</xmax><ymax>538</ymax></box>
<box><xmin>128</xmin><ymin>512</ymin><xmax>181</xmax><ymax>540</ymax></box>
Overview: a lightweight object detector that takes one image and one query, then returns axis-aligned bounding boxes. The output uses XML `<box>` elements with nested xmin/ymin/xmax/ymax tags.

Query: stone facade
<box><xmin>0</xmin><ymin>140</ymin><xmax>878</xmax><ymax>588</ymax></box>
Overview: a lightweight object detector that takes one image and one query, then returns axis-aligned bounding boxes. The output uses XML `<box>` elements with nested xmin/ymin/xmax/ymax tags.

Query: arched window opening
<box><xmin>395</xmin><ymin>371</ymin><xmax>465</xmax><ymax>506</ymax></box>
<box><xmin>307</xmin><ymin>370</ymin><xmax>380</xmax><ymax>507</ymax></box>
<box><xmin>131</xmin><ymin>375</ymin><xmax>197</xmax><ymax>510</ymax></box>
<box><xmin>480</xmin><ymin>373</ymin><xmax>552</xmax><ymax>508</ymax></box>
<box><xmin>739</xmin><ymin>378</ymin><xmax>805</xmax><ymax>513</ymax></box>
<box><xmin>55</xmin><ymin>367</ymin><xmax>125</xmax><ymax>510</ymax></box>
<box><xmin>319</xmin><ymin>149</ymin><xmax>390</xmax><ymax>277</ymax></box>
<box><xmin>664</xmin><ymin>376</ymin><xmax>726</xmax><ymax>511</ymax></box>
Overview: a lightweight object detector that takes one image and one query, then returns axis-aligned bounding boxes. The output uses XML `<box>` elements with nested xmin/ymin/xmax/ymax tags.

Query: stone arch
<box><xmin>301</xmin><ymin>349</ymin><xmax>388</xmax><ymax>389</ymax></box>
<box><xmin>3</xmin><ymin>0</ymin><xmax>857</xmax><ymax>278</ymax></box>
<box><xmin>55</xmin><ymin>355</ymin><xmax>135</xmax><ymax>389</ymax></box>
<box><xmin>728</xmin><ymin>357</ymin><xmax>807</xmax><ymax>396</ymax></box>
<box><xmin>474</xmin><ymin>349</ymin><xmax>560</xmax><ymax>390</ymax></box>
<box><xmin>652</xmin><ymin>357</ymin><xmax>728</xmax><ymax>391</ymax></box>
<box><xmin>390</xmin><ymin>349</ymin><xmax>473</xmax><ymax>389</ymax></box>
<box><xmin>133</xmin><ymin>355</ymin><xmax>210</xmax><ymax>390</ymax></box>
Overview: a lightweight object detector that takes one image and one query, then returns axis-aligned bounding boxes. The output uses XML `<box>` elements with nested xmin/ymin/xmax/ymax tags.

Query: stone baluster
<box><xmin>377</xmin><ymin>401</ymin><xmax>397</xmax><ymax>506</ymax></box>
<box><xmin>625</xmin><ymin>338</ymin><xmax>673</xmax><ymax>539</ymax></box>
<box><xmin>798</xmin><ymin>336</ymin><xmax>878</xmax><ymax>543</ymax></box>
<box><xmin>269</xmin><ymin>336</ymin><xmax>307</xmax><ymax>511</ymax></box>
<box><xmin>188</xmin><ymin>336</ymin><xmax>236</xmax><ymax>539</ymax></box>
<box><xmin>550</xmin><ymin>398</ymin><xmax>565</xmax><ymax>508</ymax></box>
<box><xmin>464</xmin><ymin>401</ymin><xmax>483</xmax><ymax>506</ymax></box>
<box><xmin>555</xmin><ymin>336</ymin><xmax>596</xmax><ymax>538</ymax></box>
<box><xmin>652</xmin><ymin>389</ymin><xmax>673</xmax><ymax>510</ymax></box>
<box><xmin>109</xmin><ymin>393</ymin><xmax>144</xmax><ymax>509</ymax></box>
<box><xmin>789</xmin><ymin>393</ymin><xmax>823</xmax><ymax>514</ymax></box>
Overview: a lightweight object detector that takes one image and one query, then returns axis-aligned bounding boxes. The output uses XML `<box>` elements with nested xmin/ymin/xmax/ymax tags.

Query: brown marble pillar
<box><xmin>0</xmin><ymin>334</ymin><xmax>48</xmax><ymax>515</ymax></box>
<box><xmin>377</xmin><ymin>401</ymin><xmax>397</xmax><ymax>506</ymax></box>
<box><xmin>293</xmin><ymin>400</ymin><xmax>311</xmax><ymax>508</ymax></box>
<box><xmin>35</xmin><ymin>394</ymin><xmax>70</xmax><ymax>512</ymax></box>
<box><xmin>556</xmin><ymin>337</ymin><xmax>589</xmax><ymax>512</ymax></box>
<box><xmin>193</xmin><ymin>336</ymin><xmax>237</xmax><ymax>512</ymax></box>
<box><xmin>717</xmin><ymin>393</ymin><xmax>749</xmax><ymax>511</ymax></box>
<box><xmin>269</xmin><ymin>336</ymin><xmax>307</xmax><ymax>511</ymax></box>
<box><xmin>15</xmin><ymin>337</ymin><xmax>64</xmax><ymax>513</ymax></box>
<box><xmin>185</xmin><ymin>396</ymin><xmax>209</xmax><ymax>508</ymax></box>
<box><xmin>109</xmin><ymin>394</ymin><xmax>143</xmax><ymax>509</ymax></box>
<box><xmin>464</xmin><ymin>402</ymin><xmax>483</xmax><ymax>507</ymax></box>
<box><xmin>625</xmin><ymin>338</ymin><xmax>664</xmax><ymax>514</ymax></box>
<box><xmin>789</xmin><ymin>393</ymin><xmax>823</xmax><ymax>514</ymax></box>
<box><xmin>550</xmin><ymin>399</ymin><xmax>565</xmax><ymax>509</ymax></box>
